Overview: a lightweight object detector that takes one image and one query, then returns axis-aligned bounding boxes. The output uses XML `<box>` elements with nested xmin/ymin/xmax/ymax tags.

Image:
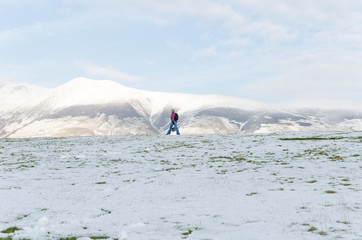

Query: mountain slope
<box><xmin>1</xmin><ymin>78</ymin><xmax>362</xmax><ymax>138</ymax></box>
<box><xmin>0</xmin><ymin>81</ymin><xmax>49</xmax><ymax>113</ymax></box>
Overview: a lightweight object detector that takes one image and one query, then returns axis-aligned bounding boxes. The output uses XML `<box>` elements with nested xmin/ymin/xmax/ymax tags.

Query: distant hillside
<box><xmin>1</xmin><ymin>78</ymin><xmax>362</xmax><ymax>138</ymax></box>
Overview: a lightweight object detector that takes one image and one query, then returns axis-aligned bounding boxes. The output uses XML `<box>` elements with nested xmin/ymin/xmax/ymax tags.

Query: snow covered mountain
<box><xmin>1</xmin><ymin>77</ymin><xmax>362</xmax><ymax>138</ymax></box>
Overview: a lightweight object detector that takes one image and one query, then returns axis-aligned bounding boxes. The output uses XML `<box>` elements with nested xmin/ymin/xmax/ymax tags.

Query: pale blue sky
<box><xmin>1</xmin><ymin>0</ymin><xmax>362</xmax><ymax>102</ymax></box>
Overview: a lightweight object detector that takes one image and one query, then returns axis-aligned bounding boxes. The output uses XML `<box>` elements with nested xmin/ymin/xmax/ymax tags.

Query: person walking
<box><xmin>167</xmin><ymin>109</ymin><xmax>180</xmax><ymax>135</ymax></box>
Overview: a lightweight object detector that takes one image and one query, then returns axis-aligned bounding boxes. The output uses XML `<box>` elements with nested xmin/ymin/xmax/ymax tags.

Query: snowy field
<box><xmin>1</xmin><ymin>132</ymin><xmax>361</xmax><ymax>240</ymax></box>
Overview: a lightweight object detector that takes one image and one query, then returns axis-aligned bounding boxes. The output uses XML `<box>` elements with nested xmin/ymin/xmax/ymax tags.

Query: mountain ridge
<box><xmin>1</xmin><ymin>77</ymin><xmax>362</xmax><ymax>138</ymax></box>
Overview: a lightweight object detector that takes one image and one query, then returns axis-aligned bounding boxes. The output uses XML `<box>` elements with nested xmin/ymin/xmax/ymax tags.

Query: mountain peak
<box><xmin>66</xmin><ymin>77</ymin><xmax>96</xmax><ymax>85</ymax></box>
<box><xmin>42</xmin><ymin>77</ymin><xmax>146</xmax><ymax>110</ymax></box>
<box><xmin>62</xmin><ymin>77</ymin><xmax>124</xmax><ymax>89</ymax></box>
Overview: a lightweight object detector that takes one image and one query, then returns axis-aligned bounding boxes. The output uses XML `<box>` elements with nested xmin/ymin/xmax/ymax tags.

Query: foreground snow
<box><xmin>0</xmin><ymin>132</ymin><xmax>361</xmax><ymax>240</ymax></box>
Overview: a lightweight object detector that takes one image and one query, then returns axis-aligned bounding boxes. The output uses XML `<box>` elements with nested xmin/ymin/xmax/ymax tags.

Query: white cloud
<box><xmin>81</xmin><ymin>63</ymin><xmax>144</xmax><ymax>83</ymax></box>
<box><xmin>195</xmin><ymin>46</ymin><xmax>217</xmax><ymax>57</ymax></box>
<box><xmin>220</xmin><ymin>37</ymin><xmax>250</xmax><ymax>46</ymax></box>
<box><xmin>0</xmin><ymin>25</ymin><xmax>37</xmax><ymax>46</ymax></box>
<box><xmin>0</xmin><ymin>14</ymin><xmax>89</xmax><ymax>47</ymax></box>
<box><xmin>3</xmin><ymin>1</ymin><xmax>361</xmax><ymax>48</ymax></box>
<box><xmin>74</xmin><ymin>0</ymin><xmax>246</xmax><ymax>28</ymax></box>
<box><xmin>238</xmin><ymin>51</ymin><xmax>362</xmax><ymax>101</ymax></box>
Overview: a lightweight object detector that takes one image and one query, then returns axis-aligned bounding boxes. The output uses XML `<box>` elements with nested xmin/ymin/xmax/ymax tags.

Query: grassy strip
<box><xmin>1</xmin><ymin>227</ymin><xmax>21</xmax><ymax>234</ymax></box>
<box><xmin>280</xmin><ymin>137</ymin><xmax>345</xmax><ymax>141</ymax></box>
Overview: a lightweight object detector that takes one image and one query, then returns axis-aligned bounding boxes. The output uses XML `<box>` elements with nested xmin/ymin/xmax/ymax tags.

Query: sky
<box><xmin>1</xmin><ymin>0</ymin><xmax>362</xmax><ymax>102</ymax></box>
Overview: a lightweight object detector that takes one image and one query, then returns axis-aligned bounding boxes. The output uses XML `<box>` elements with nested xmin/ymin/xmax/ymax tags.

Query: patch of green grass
<box><xmin>210</xmin><ymin>156</ymin><xmax>232</xmax><ymax>161</ymax></box>
<box><xmin>0</xmin><ymin>237</ymin><xmax>13</xmax><ymax>240</ymax></box>
<box><xmin>303</xmin><ymin>149</ymin><xmax>328</xmax><ymax>156</ymax></box>
<box><xmin>162</xmin><ymin>167</ymin><xmax>181</xmax><ymax>172</ymax></box>
<box><xmin>217</xmin><ymin>169</ymin><xmax>228</xmax><ymax>175</ymax></box>
<box><xmin>280</xmin><ymin>137</ymin><xmax>344</xmax><ymax>141</ymax></box>
<box><xmin>306</xmin><ymin>180</ymin><xmax>317</xmax><ymax>183</ymax></box>
<box><xmin>95</xmin><ymin>182</ymin><xmax>106</xmax><ymax>185</ymax></box>
<box><xmin>246</xmin><ymin>192</ymin><xmax>258</xmax><ymax>196</ymax></box>
<box><xmin>123</xmin><ymin>179</ymin><xmax>136</xmax><ymax>182</ymax></box>
<box><xmin>160</xmin><ymin>160</ymin><xmax>171</xmax><ymax>165</ymax></box>
<box><xmin>308</xmin><ymin>226</ymin><xmax>317</xmax><ymax>232</ymax></box>
<box><xmin>319</xmin><ymin>231</ymin><xmax>327</xmax><ymax>236</ymax></box>
<box><xmin>210</xmin><ymin>156</ymin><xmax>250</xmax><ymax>163</ymax></box>
<box><xmin>1</xmin><ymin>227</ymin><xmax>21</xmax><ymax>234</ymax></box>
<box><xmin>329</xmin><ymin>155</ymin><xmax>344</xmax><ymax>161</ymax></box>
<box><xmin>181</xmin><ymin>229</ymin><xmax>193</xmax><ymax>236</ymax></box>
<box><xmin>110</xmin><ymin>158</ymin><xmax>126</xmax><ymax>163</ymax></box>
<box><xmin>337</xmin><ymin>220</ymin><xmax>350</xmax><ymax>225</ymax></box>
<box><xmin>16</xmin><ymin>214</ymin><xmax>29</xmax><ymax>220</ymax></box>
<box><xmin>17</xmin><ymin>164</ymin><xmax>35</xmax><ymax>169</ymax></box>
<box><xmin>101</xmin><ymin>208</ymin><xmax>112</xmax><ymax>214</ymax></box>
<box><xmin>341</xmin><ymin>183</ymin><xmax>351</xmax><ymax>186</ymax></box>
<box><xmin>325</xmin><ymin>190</ymin><xmax>337</xmax><ymax>194</ymax></box>
<box><xmin>317</xmin><ymin>151</ymin><xmax>328</xmax><ymax>156</ymax></box>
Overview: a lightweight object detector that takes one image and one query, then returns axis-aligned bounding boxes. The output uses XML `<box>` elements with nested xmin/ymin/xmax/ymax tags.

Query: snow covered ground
<box><xmin>1</xmin><ymin>132</ymin><xmax>361</xmax><ymax>240</ymax></box>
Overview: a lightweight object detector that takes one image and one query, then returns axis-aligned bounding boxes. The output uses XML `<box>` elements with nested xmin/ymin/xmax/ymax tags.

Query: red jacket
<box><xmin>171</xmin><ymin>112</ymin><xmax>175</xmax><ymax>122</ymax></box>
